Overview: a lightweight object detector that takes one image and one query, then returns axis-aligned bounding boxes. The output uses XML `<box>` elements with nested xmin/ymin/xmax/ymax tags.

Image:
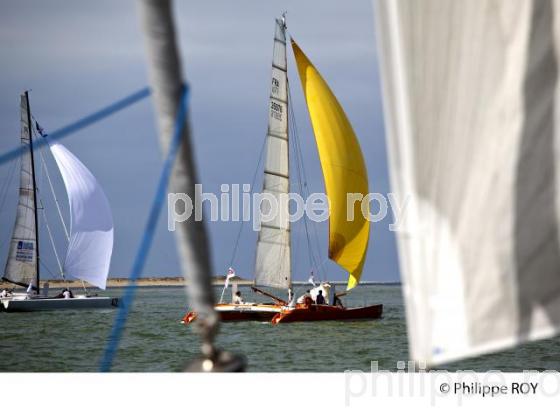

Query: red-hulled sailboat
<box><xmin>182</xmin><ymin>14</ymin><xmax>382</xmax><ymax>326</ymax></box>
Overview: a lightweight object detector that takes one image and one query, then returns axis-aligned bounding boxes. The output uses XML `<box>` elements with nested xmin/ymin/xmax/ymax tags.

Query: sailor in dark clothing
<box><xmin>315</xmin><ymin>289</ymin><xmax>325</xmax><ymax>305</ymax></box>
<box><xmin>333</xmin><ymin>294</ymin><xmax>344</xmax><ymax>308</ymax></box>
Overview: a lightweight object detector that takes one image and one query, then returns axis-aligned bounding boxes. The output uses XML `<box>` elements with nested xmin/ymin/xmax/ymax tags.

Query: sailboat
<box><xmin>182</xmin><ymin>15</ymin><xmax>382</xmax><ymax>325</ymax></box>
<box><xmin>1</xmin><ymin>92</ymin><xmax>119</xmax><ymax>312</ymax></box>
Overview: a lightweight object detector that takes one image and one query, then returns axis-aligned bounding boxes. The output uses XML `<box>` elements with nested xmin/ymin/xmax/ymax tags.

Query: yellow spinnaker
<box><xmin>292</xmin><ymin>39</ymin><xmax>370</xmax><ymax>290</ymax></box>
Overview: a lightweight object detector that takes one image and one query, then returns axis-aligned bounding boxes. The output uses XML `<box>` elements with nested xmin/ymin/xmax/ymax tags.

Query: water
<box><xmin>1</xmin><ymin>284</ymin><xmax>559</xmax><ymax>372</ymax></box>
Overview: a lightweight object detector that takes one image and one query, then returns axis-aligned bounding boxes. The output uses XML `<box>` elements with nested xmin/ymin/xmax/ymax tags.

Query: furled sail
<box><xmin>46</xmin><ymin>140</ymin><xmax>113</xmax><ymax>289</ymax></box>
<box><xmin>375</xmin><ymin>0</ymin><xmax>560</xmax><ymax>365</ymax></box>
<box><xmin>3</xmin><ymin>93</ymin><xmax>38</xmax><ymax>288</ymax></box>
<box><xmin>292</xmin><ymin>40</ymin><xmax>370</xmax><ymax>290</ymax></box>
<box><xmin>254</xmin><ymin>17</ymin><xmax>291</xmax><ymax>289</ymax></box>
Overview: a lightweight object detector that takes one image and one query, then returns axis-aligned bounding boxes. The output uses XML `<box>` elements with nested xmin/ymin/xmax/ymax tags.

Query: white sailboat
<box><xmin>1</xmin><ymin>92</ymin><xmax>118</xmax><ymax>312</ymax></box>
<box><xmin>183</xmin><ymin>15</ymin><xmax>382</xmax><ymax>325</ymax></box>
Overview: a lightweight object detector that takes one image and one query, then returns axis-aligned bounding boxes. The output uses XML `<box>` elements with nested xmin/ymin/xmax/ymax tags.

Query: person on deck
<box><xmin>315</xmin><ymin>289</ymin><xmax>325</xmax><ymax>305</ymax></box>
<box><xmin>62</xmin><ymin>288</ymin><xmax>74</xmax><ymax>299</ymax></box>
<box><xmin>0</xmin><ymin>289</ymin><xmax>7</xmax><ymax>298</ymax></box>
<box><xmin>333</xmin><ymin>294</ymin><xmax>344</xmax><ymax>308</ymax></box>
<box><xmin>297</xmin><ymin>289</ymin><xmax>312</xmax><ymax>304</ymax></box>
<box><xmin>233</xmin><ymin>290</ymin><xmax>244</xmax><ymax>304</ymax></box>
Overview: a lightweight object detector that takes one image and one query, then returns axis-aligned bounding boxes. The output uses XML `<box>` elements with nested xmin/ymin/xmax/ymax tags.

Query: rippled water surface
<box><xmin>1</xmin><ymin>285</ymin><xmax>559</xmax><ymax>372</ymax></box>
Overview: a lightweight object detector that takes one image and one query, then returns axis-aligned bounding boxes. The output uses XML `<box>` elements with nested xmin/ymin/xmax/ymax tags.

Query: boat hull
<box><xmin>1</xmin><ymin>296</ymin><xmax>119</xmax><ymax>312</ymax></box>
<box><xmin>182</xmin><ymin>303</ymin><xmax>283</xmax><ymax>324</ymax></box>
<box><xmin>271</xmin><ymin>304</ymin><xmax>383</xmax><ymax>324</ymax></box>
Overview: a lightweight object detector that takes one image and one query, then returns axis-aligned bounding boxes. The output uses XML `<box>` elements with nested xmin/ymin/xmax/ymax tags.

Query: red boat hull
<box><xmin>218</xmin><ymin>310</ymin><xmax>278</xmax><ymax>321</ymax></box>
<box><xmin>182</xmin><ymin>303</ymin><xmax>283</xmax><ymax>325</ymax></box>
<box><xmin>271</xmin><ymin>304</ymin><xmax>383</xmax><ymax>324</ymax></box>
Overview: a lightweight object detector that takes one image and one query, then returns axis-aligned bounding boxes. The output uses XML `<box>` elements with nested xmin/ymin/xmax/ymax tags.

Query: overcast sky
<box><xmin>0</xmin><ymin>0</ymin><xmax>400</xmax><ymax>283</ymax></box>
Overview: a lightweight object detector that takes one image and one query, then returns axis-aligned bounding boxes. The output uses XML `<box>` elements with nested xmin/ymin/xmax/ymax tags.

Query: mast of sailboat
<box><xmin>25</xmin><ymin>91</ymin><xmax>40</xmax><ymax>290</ymax></box>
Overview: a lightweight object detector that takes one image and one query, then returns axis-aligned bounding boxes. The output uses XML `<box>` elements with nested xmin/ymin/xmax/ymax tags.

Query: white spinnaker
<box><xmin>375</xmin><ymin>0</ymin><xmax>560</xmax><ymax>365</ymax></box>
<box><xmin>3</xmin><ymin>94</ymin><xmax>37</xmax><ymax>287</ymax></box>
<box><xmin>47</xmin><ymin>141</ymin><xmax>113</xmax><ymax>289</ymax></box>
<box><xmin>254</xmin><ymin>17</ymin><xmax>291</xmax><ymax>289</ymax></box>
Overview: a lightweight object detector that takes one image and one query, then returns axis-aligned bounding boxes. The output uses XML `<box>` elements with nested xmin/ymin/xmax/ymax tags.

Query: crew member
<box><xmin>233</xmin><ymin>290</ymin><xmax>244</xmax><ymax>304</ymax></box>
<box><xmin>297</xmin><ymin>289</ymin><xmax>311</xmax><ymax>304</ymax></box>
<box><xmin>62</xmin><ymin>288</ymin><xmax>74</xmax><ymax>299</ymax></box>
<box><xmin>315</xmin><ymin>289</ymin><xmax>325</xmax><ymax>305</ymax></box>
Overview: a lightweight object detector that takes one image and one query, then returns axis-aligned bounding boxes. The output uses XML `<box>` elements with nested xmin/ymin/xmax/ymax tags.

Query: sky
<box><xmin>0</xmin><ymin>0</ymin><xmax>400</xmax><ymax>283</ymax></box>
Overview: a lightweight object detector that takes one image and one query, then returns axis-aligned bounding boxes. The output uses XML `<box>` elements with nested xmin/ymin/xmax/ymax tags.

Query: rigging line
<box><xmin>34</xmin><ymin>126</ymin><xmax>70</xmax><ymax>240</ymax></box>
<box><xmin>0</xmin><ymin>87</ymin><xmax>151</xmax><ymax>167</ymax></box>
<box><xmin>38</xmin><ymin>196</ymin><xmax>64</xmax><ymax>277</ymax></box>
<box><xmin>228</xmin><ymin>134</ymin><xmax>267</xmax><ymax>268</ymax></box>
<box><xmin>34</xmin><ymin>126</ymin><xmax>88</xmax><ymax>292</ymax></box>
<box><xmin>39</xmin><ymin>259</ymin><xmax>59</xmax><ymax>280</ymax></box>
<box><xmin>99</xmin><ymin>85</ymin><xmax>190</xmax><ymax>372</ymax></box>
<box><xmin>289</xmin><ymin>114</ymin><xmax>313</xmax><ymax>272</ymax></box>
<box><xmin>287</xmin><ymin>82</ymin><xmax>327</xmax><ymax>282</ymax></box>
<box><xmin>287</xmin><ymin>82</ymin><xmax>324</xmax><ymax>282</ymax></box>
<box><xmin>291</xmin><ymin>121</ymin><xmax>312</xmax><ymax>269</ymax></box>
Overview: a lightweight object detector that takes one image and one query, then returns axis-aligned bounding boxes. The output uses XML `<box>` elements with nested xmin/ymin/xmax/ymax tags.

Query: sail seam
<box><xmin>260</xmin><ymin>224</ymin><xmax>291</xmax><ymax>232</ymax></box>
<box><xmin>269</xmin><ymin>95</ymin><xmax>288</xmax><ymax>104</ymax></box>
<box><xmin>272</xmin><ymin>63</ymin><xmax>287</xmax><ymax>72</ymax></box>
<box><xmin>263</xmin><ymin>169</ymin><xmax>289</xmax><ymax>179</ymax></box>
<box><xmin>267</xmin><ymin>132</ymin><xmax>288</xmax><ymax>141</ymax></box>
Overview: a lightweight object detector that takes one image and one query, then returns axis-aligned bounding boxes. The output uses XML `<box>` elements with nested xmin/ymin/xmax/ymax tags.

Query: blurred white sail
<box><xmin>375</xmin><ymin>0</ymin><xmax>560</xmax><ymax>364</ymax></box>
<box><xmin>47</xmin><ymin>140</ymin><xmax>113</xmax><ymax>289</ymax></box>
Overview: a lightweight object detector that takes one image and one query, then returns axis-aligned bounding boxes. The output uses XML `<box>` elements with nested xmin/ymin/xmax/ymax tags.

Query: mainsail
<box><xmin>375</xmin><ymin>0</ymin><xmax>560</xmax><ymax>365</ymax></box>
<box><xmin>46</xmin><ymin>140</ymin><xmax>113</xmax><ymax>290</ymax></box>
<box><xmin>3</xmin><ymin>93</ymin><xmax>38</xmax><ymax>288</ymax></box>
<box><xmin>254</xmin><ymin>17</ymin><xmax>291</xmax><ymax>289</ymax></box>
<box><xmin>292</xmin><ymin>41</ymin><xmax>370</xmax><ymax>290</ymax></box>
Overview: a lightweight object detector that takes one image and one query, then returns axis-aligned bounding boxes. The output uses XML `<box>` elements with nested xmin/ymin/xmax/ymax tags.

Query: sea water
<box><xmin>0</xmin><ymin>285</ymin><xmax>559</xmax><ymax>372</ymax></box>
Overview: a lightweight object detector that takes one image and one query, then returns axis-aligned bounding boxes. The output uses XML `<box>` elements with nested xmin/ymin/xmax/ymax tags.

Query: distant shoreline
<box><xmin>0</xmin><ymin>277</ymin><xmax>401</xmax><ymax>289</ymax></box>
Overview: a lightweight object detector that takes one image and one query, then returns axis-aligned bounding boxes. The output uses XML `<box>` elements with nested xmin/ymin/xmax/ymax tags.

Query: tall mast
<box><xmin>25</xmin><ymin>91</ymin><xmax>40</xmax><ymax>289</ymax></box>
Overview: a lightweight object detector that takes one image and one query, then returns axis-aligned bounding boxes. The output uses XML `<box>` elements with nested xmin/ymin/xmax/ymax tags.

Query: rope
<box><xmin>38</xmin><ymin>195</ymin><xmax>64</xmax><ymax>276</ymax></box>
<box><xmin>37</xmin><ymin>134</ymin><xmax>70</xmax><ymax>240</ymax></box>
<box><xmin>99</xmin><ymin>85</ymin><xmax>190</xmax><ymax>372</ymax></box>
<box><xmin>33</xmin><ymin>124</ymin><xmax>84</xmax><ymax>290</ymax></box>
<box><xmin>39</xmin><ymin>260</ymin><xmax>59</xmax><ymax>279</ymax></box>
<box><xmin>0</xmin><ymin>87</ymin><xmax>151</xmax><ymax>167</ymax></box>
<box><xmin>287</xmin><ymin>80</ymin><xmax>327</xmax><ymax>282</ymax></box>
<box><xmin>228</xmin><ymin>135</ymin><xmax>267</xmax><ymax>268</ymax></box>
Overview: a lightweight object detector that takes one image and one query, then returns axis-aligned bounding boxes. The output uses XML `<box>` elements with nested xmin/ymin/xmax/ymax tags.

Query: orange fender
<box><xmin>181</xmin><ymin>311</ymin><xmax>197</xmax><ymax>325</ymax></box>
<box><xmin>271</xmin><ymin>312</ymin><xmax>283</xmax><ymax>325</ymax></box>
